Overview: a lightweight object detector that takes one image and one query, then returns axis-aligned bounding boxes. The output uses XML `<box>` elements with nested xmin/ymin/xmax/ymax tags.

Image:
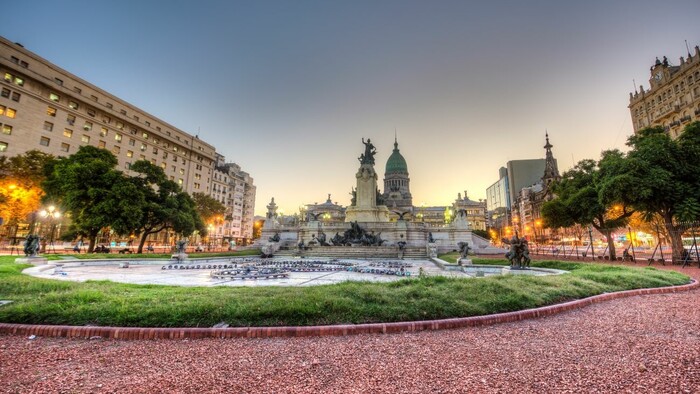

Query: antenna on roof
<box><xmin>685</xmin><ymin>40</ymin><xmax>691</xmax><ymax>57</ymax></box>
<box><xmin>632</xmin><ymin>78</ymin><xmax>637</xmax><ymax>93</ymax></box>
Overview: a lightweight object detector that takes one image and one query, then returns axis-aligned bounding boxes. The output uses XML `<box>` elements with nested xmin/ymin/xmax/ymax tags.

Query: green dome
<box><xmin>385</xmin><ymin>140</ymin><xmax>408</xmax><ymax>174</ymax></box>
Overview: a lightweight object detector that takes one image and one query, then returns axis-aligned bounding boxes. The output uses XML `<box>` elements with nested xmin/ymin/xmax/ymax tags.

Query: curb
<box><xmin>1</xmin><ymin>280</ymin><xmax>697</xmax><ymax>340</ymax></box>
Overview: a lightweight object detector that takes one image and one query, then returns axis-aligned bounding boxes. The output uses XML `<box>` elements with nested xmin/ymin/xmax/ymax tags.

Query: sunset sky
<box><xmin>3</xmin><ymin>0</ymin><xmax>699</xmax><ymax>215</ymax></box>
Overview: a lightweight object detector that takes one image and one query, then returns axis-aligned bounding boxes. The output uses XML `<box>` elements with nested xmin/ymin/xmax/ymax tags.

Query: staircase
<box><xmin>275</xmin><ymin>245</ymin><xmax>427</xmax><ymax>259</ymax></box>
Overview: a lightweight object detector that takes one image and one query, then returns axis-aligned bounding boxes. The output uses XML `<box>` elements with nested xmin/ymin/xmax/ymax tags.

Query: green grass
<box><xmin>67</xmin><ymin>248</ymin><xmax>261</xmax><ymax>259</ymax></box>
<box><xmin>0</xmin><ymin>255</ymin><xmax>690</xmax><ymax>328</ymax></box>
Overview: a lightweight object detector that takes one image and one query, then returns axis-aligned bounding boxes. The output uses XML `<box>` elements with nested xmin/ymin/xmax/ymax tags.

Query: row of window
<box><xmin>1</xmin><ymin>87</ymin><xmax>20</xmax><ymax>102</ymax></box>
<box><xmin>0</xmin><ymin>105</ymin><xmax>16</xmax><ymax>119</ymax></box>
<box><xmin>9</xmin><ymin>56</ymin><xmax>29</xmax><ymax>69</ymax></box>
<box><xmin>3</xmin><ymin>72</ymin><xmax>24</xmax><ymax>87</ymax></box>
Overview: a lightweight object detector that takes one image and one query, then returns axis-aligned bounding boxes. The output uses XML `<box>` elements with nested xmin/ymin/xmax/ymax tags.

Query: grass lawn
<box><xmin>0</xmin><ymin>255</ymin><xmax>689</xmax><ymax>328</ymax></box>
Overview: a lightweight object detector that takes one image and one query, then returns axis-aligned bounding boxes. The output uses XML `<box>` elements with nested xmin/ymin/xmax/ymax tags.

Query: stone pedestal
<box><xmin>15</xmin><ymin>256</ymin><xmax>48</xmax><ymax>265</ymax></box>
<box><xmin>457</xmin><ymin>257</ymin><xmax>472</xmax><ymax>266</ymax></box>
<box><xmin>261</xmin><ymin>242</ymin><xmax>280</xmax><ymax>257</ymax></box>
<box><xmin>345</xmin><ymin>162</ymin><xmax>389</xmax><ymax>223</ymax></box>
<box><xmin>427</xmin><ymin>242</ymin><xmax>438</xmax><ymax>258</ymax></box>
<box><xmin>171</xmin><ymin>252</ymin><xmax>188</xmax><ymax>262</ymax></box>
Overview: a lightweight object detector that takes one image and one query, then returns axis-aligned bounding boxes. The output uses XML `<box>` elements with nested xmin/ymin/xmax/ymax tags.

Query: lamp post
<box><xmin>534</xmin><ymin>219</ymin><xmax>542</xmax><ymax>254</ymax></box>
<box><xmin>39</xmin><ymin>205</ymin><xmax>61</xmax><ymax>253</ymax></box>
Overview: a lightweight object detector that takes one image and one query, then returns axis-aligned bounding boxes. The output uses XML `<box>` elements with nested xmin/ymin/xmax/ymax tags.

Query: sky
<box><xmin>2</xmin><ymin>0</ymin><xmax>699</xmax><ymax>215</ymax></box>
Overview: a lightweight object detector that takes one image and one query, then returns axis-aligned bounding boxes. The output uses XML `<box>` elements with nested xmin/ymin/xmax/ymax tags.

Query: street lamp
<box><xmin>39</xmin><ymin>205</ymin><xmax>61</xmax><ymax>253</ymax></box>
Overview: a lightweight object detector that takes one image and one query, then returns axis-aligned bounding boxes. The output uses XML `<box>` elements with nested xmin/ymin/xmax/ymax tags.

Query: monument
<box><xmin>259</xmin><ymin>138</ymin><xmax>506</xmax><ymax>258</ymax></box>
<box><xmin>344</xmin><ymin>138</ymin><xmax>391</xmax><ymax>223</ymax></box>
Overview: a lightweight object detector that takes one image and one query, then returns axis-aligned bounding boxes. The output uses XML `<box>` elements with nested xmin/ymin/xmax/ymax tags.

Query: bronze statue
<box><xmin>176</xmin><ymin>239</ymin><xmax>188</xmax><ymax>254</ymax></box>
<box><xmin>502</xmin><ymin>233</ymin><xmax>531</xmax><ymax>269</ymax></box>
<box><xmin>23</xmin><ymin>234</ymin><xmax>40</xmax><ymax>256</ymax></box>
<box><xmin>359</xmin><ymin>138</ymin><xmax>377</xmax><ymax>165</ymax></box>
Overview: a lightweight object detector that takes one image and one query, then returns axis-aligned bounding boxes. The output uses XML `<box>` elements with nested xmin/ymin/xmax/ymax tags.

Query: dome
<box><xmin>385</xmin><ymin>139</ymin><xmax>408</xmax><ymax>174</ymax></box>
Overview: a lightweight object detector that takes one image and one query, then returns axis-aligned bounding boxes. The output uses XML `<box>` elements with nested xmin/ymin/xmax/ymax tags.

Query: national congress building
<box><xmin>0</xmin><ymin>36</ymin><xmax>255</xmax><ymax>245</ymax></box>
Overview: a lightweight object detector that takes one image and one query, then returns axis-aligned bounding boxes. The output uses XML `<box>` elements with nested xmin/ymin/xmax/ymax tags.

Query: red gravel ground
<box><xmin>1</xmin><ymin>262</ymin><xmax>699</xmax><ymax>393</ymax></box>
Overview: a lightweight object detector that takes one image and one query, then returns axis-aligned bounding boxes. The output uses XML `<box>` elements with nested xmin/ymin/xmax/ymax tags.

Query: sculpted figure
<box><xmin>23</xmin><ymin>234</ymin><xmax>40</xmax><ymax>256</ymax></box>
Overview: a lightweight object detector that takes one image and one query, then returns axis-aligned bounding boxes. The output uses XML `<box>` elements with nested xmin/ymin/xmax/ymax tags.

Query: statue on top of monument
<box><xmin>359</xmin><ymin>138</ymin><xmax>377</xmax><ymax>165</ymax></box>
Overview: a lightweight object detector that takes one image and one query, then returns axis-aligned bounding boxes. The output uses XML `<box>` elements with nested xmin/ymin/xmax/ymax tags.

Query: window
<box><xmin>55</xmin><ymin>78</ymin><xmax>63</xmax><ymax>86</ymax></box>
<box><xmin>69</xmin><ymin>101</ymin><xmax>79</xmax><ymax>110</ymax></box>
<box><xmin>194</xmin><ymin>183</ymin><xmax>200</xmax><ymax>189</ymax></box>
<box><xmin>47</xmin><ymin>106</ymin><xmax>57</xmax><ymax>117</ymax></box>
<box><xmin>171</xmin><ymin>165</ymin><xmax>176</xmax><ymax>172</ymax></box>
<box><xmin>163</xmin><ymin>152</ymin><xmax>168</xmax><ymax>159</ymax></box>
<box><xmin>66</xmin><ymin>114</ymin><xmax>75</xmax><ymax>125</ymax></box>
<box><xmin>90</xmin><ymin>95</ymin><xmax>98</xmax><ymax>102</ymax></box>
<box><xmin>10</xmin><ymin>56</ymin><xmax>18</xmax><ymax>64</ymax></box>
<box><xmin>102</xmin><ymin>115</ymin><xmax>111</xmax><ymax>124</ymax></box>
<box><xmin>160</xmin><ymin>163</ymin><xmax>166</xmax><ymax>169</ymax></box>
<box><xmin>139</xmin><ymin>154</ymin><xmax>145</xmax><ymax>160</ymax></box>
<box><xmin>179</xmin><ymin>168</ymin><xmax>185</xmax><ymax>175</ymax></box>
<box><xmin>140</xmin><ymin>143</ymin><xmax>147</xmax><ymax>152</ymax></box>
<box><xmin>19</xmin><ymin>61</ymin><xmax>28</xmax><ymax>68</ymax></box>
<box><xmin>116</xmin><ymin>121</ymin><xmax>124</xmax><ymax>130</ymax></box>
<box><xmin>2</xmin><ymin>124</ymin><xmax>12</xmax><ymax>135</ymax></box>
<box><xmin>194</xmin><ymin>173</ymin><xmax>201</xmax><ymax>180</ymax></box>
<box><xmin>125</xmin><ymin>162</ymin><xmax>131</xmax><ymax>170</ymax></box>
<box><xmin>126</xmin><ymin>150</ymin><xmax>133</xmax><ymax>158</ymax></box>
<box><xmin>11</xmin><ymin>92</ymin><xmax>20</xmax><ymax>102</ymax></box>
<box><xmin>145</xmin><ymin>121</ymin><xmax>150</xmax><ymax>127</ymax></box>
<box><xmin>178</xmin><ymin>178</ymin><xmax>183</xmax><ymax>185</ymax></box>
<box><xmin>60</xmin><ymin>143</ymin><xmax>70</xmax><ymax>153</ymax></box>
<box><xmin>129</xmin><ymin>127</ymin><xmax>137</xmax><ymax>134</ymax></box>
<box><xmin>74</xmin><ymin>87</ymin><xmax>82</xmax><ymax>94</ymax></box>
<box><xmin>50</xmin><ymin>92</ymin><xmax>60</xmax><ymax>102</ymax></box>
<box><xmin>4</xmin><ymin>73</ymin><xmax>24</xmax><ymax>86</ymax></box>
<box><xmin>43</xmin><ymin>121</ymin><xmax>53</xmax><ymax>131</ymax></box>
<box><xmin>173</xmin><ymin>146</ymin><xmax>179</xmax><ymax>152</ymax></box>
<box><xmin>81</xmin><ymin>135</ymin><xmax>90</xmax><ymax>144</ymax></box>
<box><xmin>0</xmin><ymin>105</ymin><xmax>4</xmax><ymax>116</ymax></box>
<box><xmin>39</xmin><ymin>137</ymin><xmax>50</xmax><ymax>147</ymax></box>
<box><xmin>153</xmin><ymin>147</ymin><xmax>158</xmax><ymax>154</ymax></box>
<box><xmin>83</xmin><ymin>121</ymin><xmax>93</xmax><ymax>131</ymax></box>
<box><xmin>128</xmin><ymin>139</ymin><xmax>135</xmax><ymax>146</ymax></box>
<box><xmin>87</xmin><ymin>109</ymin><xmax>95</xmax><ymax>117</ymax></box>
<box><xmin>150</xmin><ymin>159</ymin><xmax>156</xmax><ymax>165</ymax></box>
<box><xmin>120</xmin><ymin>109</ymin><xmax>126</xmax><ymax>115</ymax></box>
<box><xmin>106</xmin><ymin>103</ymin><xmax>113</xmax><ymax>109</ymax></box>
<box><xmin>1</xmin><ymin>88</ymin><xmax>9</xmax><ymax>98</ymax></box>
<box><xmin>0</xmin><ymin>142</ymin><xmax>7</xmax><ymax>152</ymax></box>
<box><xmin>133</xmin><ymin>115</ymin><xmax>139</xmax><ymax>121</ymax></box>
<box><xmin>98</xmin><ymin>140</ymin><xmax>106</xmax><ymax>149</ymax></box>
<box><xmin>99</xmin><ymin>127</ymin><xmax>108</xmax><ymax>137</ymax></box>
<box><xmin>114</xmin><ymin>133</ymin><xmax>122</xmax><ymax>142</ymax></box>
<box><xmin>112</xmin><ymin>146</ymin><xmax>120</xmax><ymax>155</ymax></box>
<box><xmin>5</xmin><ymin>108</ymin><xmax>16</xmax><ymax>118</ymax></box>
<box><xmin>142</xmin><ymin>132</ymin><xmax>148</xmax><ymax>139</ymax></box>
<box><xmin>63</xmin><ymin>129</ymin><xmax>73</xmax><ymax>138</ymax></box>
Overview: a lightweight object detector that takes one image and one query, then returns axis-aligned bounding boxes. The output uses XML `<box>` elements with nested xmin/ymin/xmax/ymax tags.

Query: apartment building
<box><xmin>0</xmin><ymin>36</ymin><xmax>256</xmax><ymax>242</ymax></box>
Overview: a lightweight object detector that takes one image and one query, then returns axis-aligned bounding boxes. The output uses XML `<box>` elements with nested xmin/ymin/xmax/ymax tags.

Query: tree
<box><xmin>42</xmin><ymin>146</ymin><xmax>145</xmax><ymax>252</ymax></box>
<box><xmin>541</xmin><ymin>153</ymin><xmax>634</xmax><ymax>261</ymax></box>
<box><xmin>129</xmin><ymin>160</ymin><xmax>205</xmax><ymax>253</ymax></box>
<box><xmin>191</xmin><ymin>192</ymin><xmax>226</xmax><ymax>226</ymax></box>
<box><xmin>616</xmin><ymin>122</ymin><xmax>700</xmax><ymax>261</ymax></box>
<box><xmin>0</xmin><ymin>151</ymin><xmax>56</xmax><ymax>235</ymax></box>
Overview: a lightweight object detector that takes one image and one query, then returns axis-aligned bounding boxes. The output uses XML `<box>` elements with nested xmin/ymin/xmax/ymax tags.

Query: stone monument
<box><xmin>15</xmin><ymin>234</ymin><xmax>48</xmax><ymax>265</ymax></box>
<box><xmin>344</xmin><ymin>138</ymin><xmax>390</xmax><ymax>223</ymax></box>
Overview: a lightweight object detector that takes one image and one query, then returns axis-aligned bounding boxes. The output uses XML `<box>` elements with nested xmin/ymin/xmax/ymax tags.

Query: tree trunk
<box><xmin>603</xmin><ymin>229</ymin><xmax>617</xmax><ymax>261</ymax></box>
<box><xmin>663</xmin><ymin>219</ymin><xmax>684</xmax><ymax>263</ymax></box>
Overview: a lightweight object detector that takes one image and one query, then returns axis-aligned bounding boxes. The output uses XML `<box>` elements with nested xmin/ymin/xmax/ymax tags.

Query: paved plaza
<box><xmin>1</xmin><ymin>262</ymin><xmax>697</xmax><ymax>393</ymax></box>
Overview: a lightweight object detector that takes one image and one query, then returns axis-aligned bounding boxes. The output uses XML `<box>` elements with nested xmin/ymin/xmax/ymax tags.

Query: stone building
<box><xmin>512</xmin><ymin>133</ymin><xmax>560</xmax><ymax>242</ymax></box>
<box><xmin>629</xmin><ymin>44</ymin><xmax>700</xmax><ymax>137</ymax></box>
<box><xmin>211</xmin><ymin>154</ymin><xmax>257</xmax><ymax>245</ymax></box>
<box><xmin>382</xmin><ymin>137</ymin><xmax>413</xmax><ymax>216</ymax></box>
<box><xmin>0</xmin><ymin>36</ymin><xmax>256</xmax><ymax>242</ymax></box>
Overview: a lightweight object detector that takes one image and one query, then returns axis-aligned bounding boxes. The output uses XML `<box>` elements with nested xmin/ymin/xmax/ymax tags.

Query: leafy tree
<box><xmin>191</xmin><ymin>192</ymin><xmax>226</xmax><ymax>226</ymax></box>
<box><xmin>42</xmin><ymin>146</ymin><xmax>145</xmax><ymax>252</ymax></box>
<box><xmin>129</xmin><ymin>160</ymin><xmax>205</xmax><ymax>253</ymax></box>
<box><xmin>541</xmin><ymin>153</ymin><xmax>634</xmax><ymax>260</ymax></box>
<box><xmin>0</xmin><ymin>151</ymin><xmax>56</xmax><ymax>234</ymax></box>
<box><xmin>615</xmin><ymin>122</ymin><xmax>700</xmax><ymax>260</ymax></box>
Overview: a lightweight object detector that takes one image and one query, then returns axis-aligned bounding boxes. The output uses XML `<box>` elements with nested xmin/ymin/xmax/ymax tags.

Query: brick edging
<box><xmin>1</xmin><ymin>280</ymin><xmax>697</xmax><ymax>340</ymax></box>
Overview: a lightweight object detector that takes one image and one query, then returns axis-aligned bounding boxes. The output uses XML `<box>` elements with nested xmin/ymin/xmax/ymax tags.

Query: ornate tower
<box><xmin>382</xmin><ymin>137</ymin><xmax>412</xmax><ymax>210</ymax></box>
<box><xmin>542</xmin><ymin>132</ymin><xmax>560</xmax><ymax>187</ymax></box>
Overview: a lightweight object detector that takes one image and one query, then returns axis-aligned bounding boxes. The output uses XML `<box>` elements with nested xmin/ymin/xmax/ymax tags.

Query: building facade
<box><xmin>629</xmin><ymin>45</ymin><xmax>700</xmax><ymax>137</ymax></box>
<box><xmin>0</xmin><ymin>36</ymin><xmax>256</xmax><ymax>243</ymax></box>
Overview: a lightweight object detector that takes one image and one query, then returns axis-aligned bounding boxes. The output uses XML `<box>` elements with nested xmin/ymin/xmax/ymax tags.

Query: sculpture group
<box><xmin>503</xmin><ymin>234</ymin><xmax>531</xmax><ymax>269</ymax></box>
